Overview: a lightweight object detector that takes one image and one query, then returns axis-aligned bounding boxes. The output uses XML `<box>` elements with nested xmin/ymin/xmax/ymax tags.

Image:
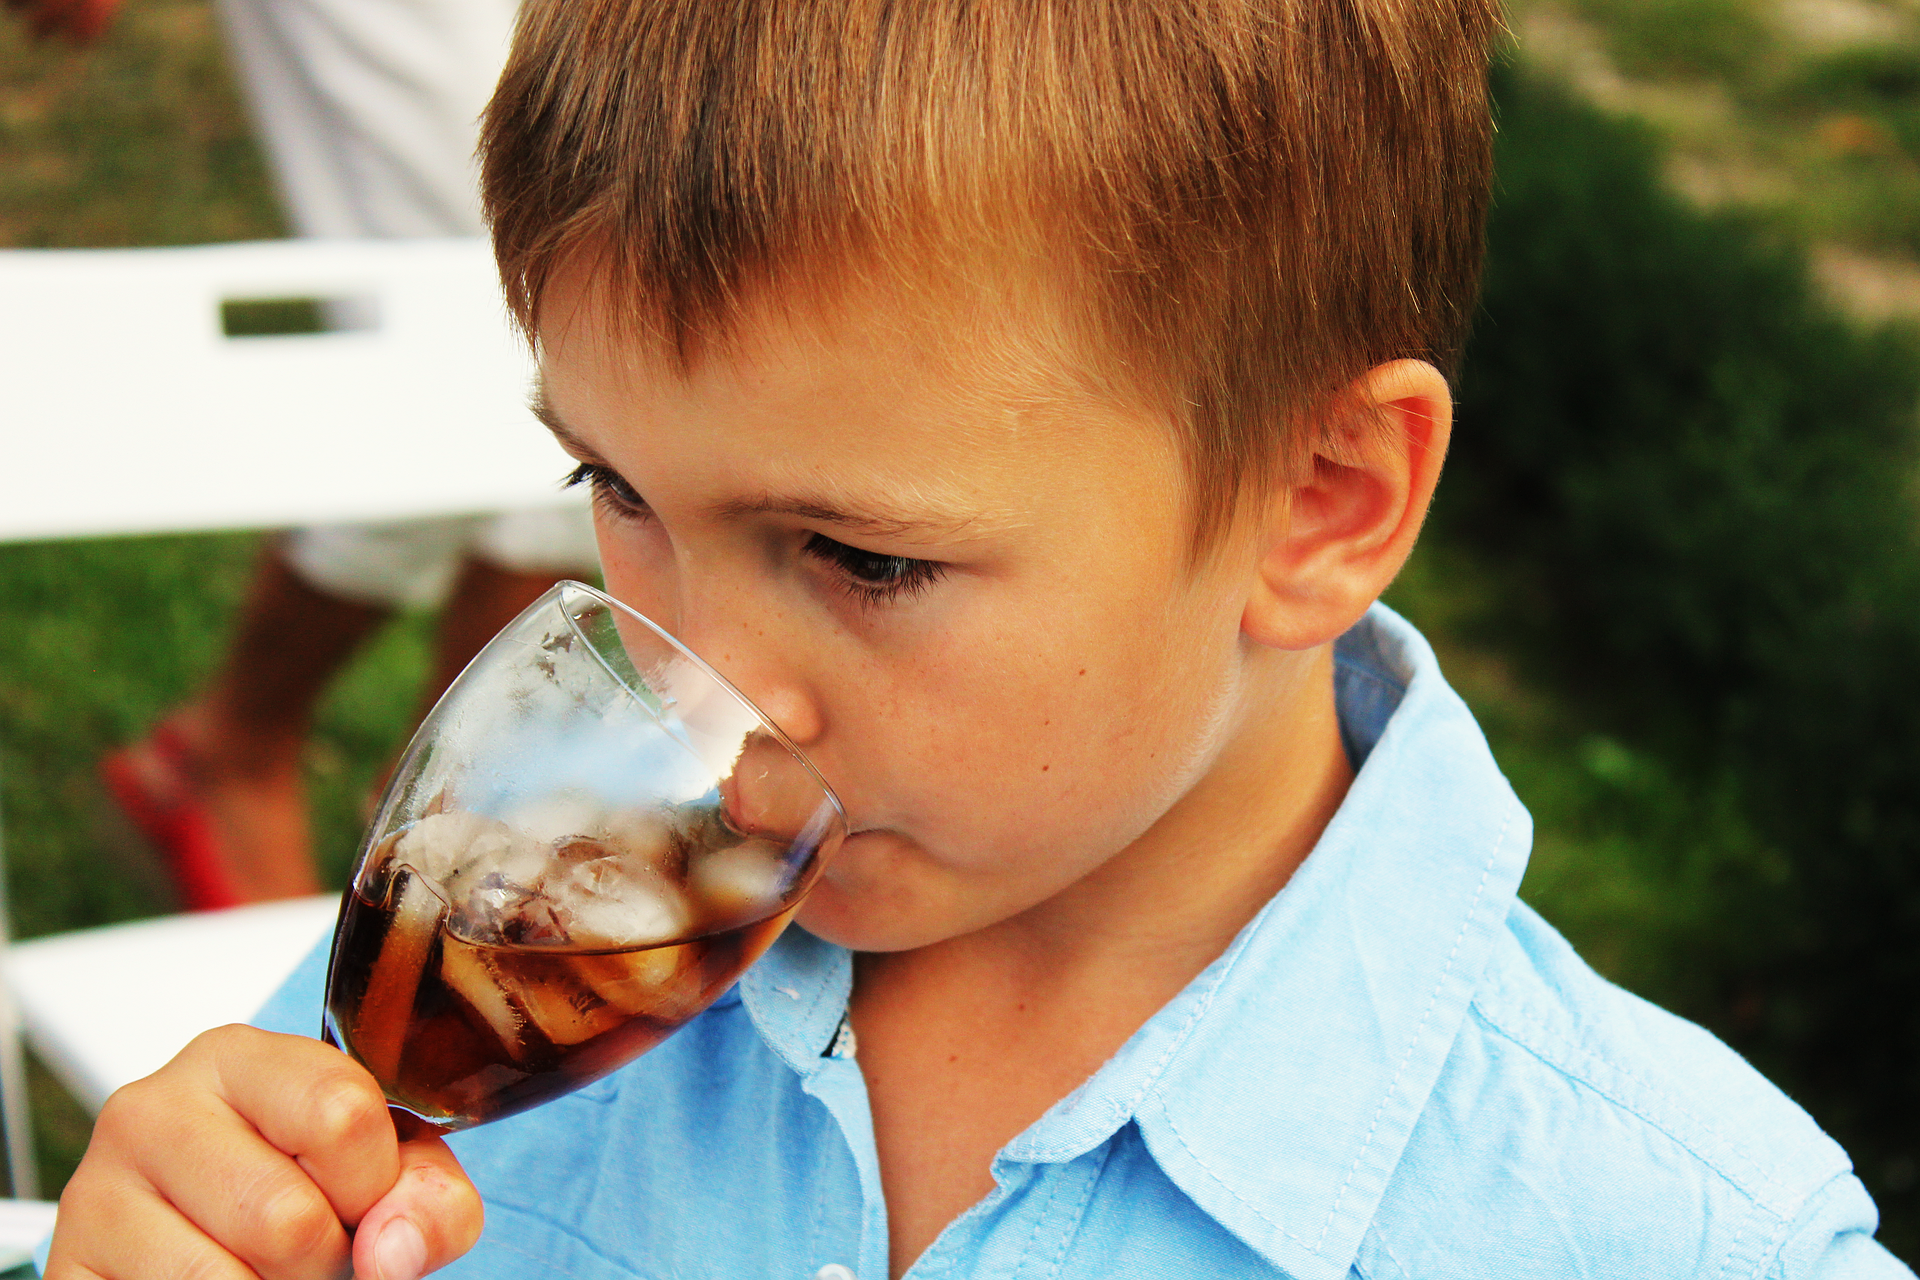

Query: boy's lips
<box><xmin>714</xmin><ymin>732</ymin><xmax>853</xmax><ymax>842</ymax></box>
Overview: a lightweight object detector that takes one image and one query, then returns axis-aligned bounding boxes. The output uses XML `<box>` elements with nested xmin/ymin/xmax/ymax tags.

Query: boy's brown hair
<box><xmin>482</xmin><ymin>0</ymin><xmax>1502</xmax><ymax>538</ymax></box>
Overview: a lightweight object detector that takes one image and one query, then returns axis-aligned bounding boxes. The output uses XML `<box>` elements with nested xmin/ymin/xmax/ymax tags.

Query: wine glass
<box><xmin>321</xmin><ymin>580</ymin><xmax>846</xmax><ymax>1131</ymax></box>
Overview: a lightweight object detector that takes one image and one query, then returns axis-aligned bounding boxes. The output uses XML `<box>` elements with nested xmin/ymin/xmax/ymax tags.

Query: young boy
<box><xmin>43</xmin><ymin>1</ymin><xmax>1913</xmax><ymax>1276</ymax></box>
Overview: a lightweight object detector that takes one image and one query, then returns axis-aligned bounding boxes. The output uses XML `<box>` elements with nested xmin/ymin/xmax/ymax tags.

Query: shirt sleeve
<box><xmin>249</xmin><ymin>936</ymin><xmax>331</xmax><ymax>1037</ymax></box>
<box><xmin>1768</xmin><ymin>1173</ymin><xmax>1917</xmax><ymax>1279</ymax></box>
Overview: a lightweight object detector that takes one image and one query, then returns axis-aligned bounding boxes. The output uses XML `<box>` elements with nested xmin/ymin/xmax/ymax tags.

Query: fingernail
<box><xmin>373</xmin><ymin>1216</ymin><xmax>428</xmax><ymax>1280</ymax></box>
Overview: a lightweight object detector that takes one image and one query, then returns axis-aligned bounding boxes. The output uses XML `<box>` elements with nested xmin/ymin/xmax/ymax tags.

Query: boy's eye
<box><xmin>563</xmin><ymin>464</ymin><xmax>940</xmax><ymax>606</ymax></box>
<box><xmin>803</xmin><ymin>533</ymin><xmax>945</xmax><ymax>606</ymax></box>
<box><xmin>564</xmin><ymin>461</ymin><xmax>650</xmax><ymax>520</ymax></box>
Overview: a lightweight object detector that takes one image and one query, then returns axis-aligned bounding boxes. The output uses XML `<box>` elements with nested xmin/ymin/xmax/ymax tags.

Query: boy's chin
<box><xmin>793</xmin><ymin>829</ymin><xmax>978</xmax><ymax>953</ymax></box>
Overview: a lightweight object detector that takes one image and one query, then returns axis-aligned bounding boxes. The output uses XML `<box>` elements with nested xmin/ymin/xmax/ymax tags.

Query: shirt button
<box><xmin>814</xmin><ymin>1267</ymin><xmax>856</xmax><ymax>1280</ymax></box>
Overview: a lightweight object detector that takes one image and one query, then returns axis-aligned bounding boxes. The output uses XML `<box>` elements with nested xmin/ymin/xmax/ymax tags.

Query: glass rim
<box><xmin>551</xmin><ymin>579</ymin><xmax>848</xmax><ymax>830</ymax></box>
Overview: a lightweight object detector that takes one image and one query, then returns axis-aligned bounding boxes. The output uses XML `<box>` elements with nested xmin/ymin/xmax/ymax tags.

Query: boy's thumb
<box><xmin>352</xmin><ymin>1130</ymin><xmax>484</xmax><ymax>1280</ymax></box>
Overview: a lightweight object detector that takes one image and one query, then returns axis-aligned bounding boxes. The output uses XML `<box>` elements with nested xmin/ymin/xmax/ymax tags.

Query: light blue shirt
<box><xmin>234</xmin><ymin>604</ymin><xmax>1908</xmax><ymax>1278</ymax></box>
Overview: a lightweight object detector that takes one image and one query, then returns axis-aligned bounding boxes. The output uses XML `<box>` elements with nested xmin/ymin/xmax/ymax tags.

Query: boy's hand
<box><xmin>44</xmin><ymin>1025</ymin><xmax>483</xmax><ymax>1280</ymax></box>
<box><xmin>4</xmin><ymin>0</ymin><xmax>121</xmax><ymax>43</ymax></box>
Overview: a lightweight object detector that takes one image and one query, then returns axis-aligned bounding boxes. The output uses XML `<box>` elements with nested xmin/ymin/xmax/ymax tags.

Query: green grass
<box><xmin>0</xmin><ymin>0</ymin><xmax>281</xmax><ymax>247</ymax></box>
<box><xmin>1572</xmin><ymin>0</ymin><xmax>1776</xmax><ymax>83</ymax></box>
<box><xmin>0</xmin><ymin>531</ymin><xmax>435</xmax><ymax>940</ymax></box>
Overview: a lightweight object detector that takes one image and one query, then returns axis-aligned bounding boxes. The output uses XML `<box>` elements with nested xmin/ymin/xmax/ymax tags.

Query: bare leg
<box><xmin>419</xmin><ymin>557</ymin><xmax>568</xmax><ymax>712</ymax></box>
<box><xmin>157</xmin><ymin>542</ymin><xmax>389</xmax><ymax>901</ymax></box>
<box><xmin>353</xmin><ymin>558</ymin><xmax>572</xmax><ymax>810</ymax></box>
<box><xmin>115</xmin><ymin>552</ymin><xmax>569</xmax><ymax>905</ymax></box>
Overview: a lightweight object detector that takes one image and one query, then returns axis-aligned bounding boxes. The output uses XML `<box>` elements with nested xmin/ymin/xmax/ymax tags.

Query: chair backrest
<box><xmin>0</xmin><ymin>237</ymin><xmax>580</xmax><ymax>542</ymax></box>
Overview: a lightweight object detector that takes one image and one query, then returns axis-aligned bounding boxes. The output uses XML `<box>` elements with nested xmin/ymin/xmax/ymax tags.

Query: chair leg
<box><xmin>0</xmin><ymin>994</ymin><xmax>36</xmax><ymax>1201</ymax></box>
<box><xmin>0</xmin><ymin>784</ymin><xmax>39</xmax><ymax>1200</ymax></box>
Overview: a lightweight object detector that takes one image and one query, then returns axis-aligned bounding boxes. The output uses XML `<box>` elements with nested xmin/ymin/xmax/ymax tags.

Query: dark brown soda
<box><xmin>324</xmin><ymin>829</ymin><xmax>799</xmax><ymax>1129</ymax></box>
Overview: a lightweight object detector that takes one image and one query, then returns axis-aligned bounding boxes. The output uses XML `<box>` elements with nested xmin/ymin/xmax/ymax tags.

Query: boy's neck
<box><xmin>850</xmin><ymin>642</ymin><xmax>1352</xmax><ymax>1275</ymax></box>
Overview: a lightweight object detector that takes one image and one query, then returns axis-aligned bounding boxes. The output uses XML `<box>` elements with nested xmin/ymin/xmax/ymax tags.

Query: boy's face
<box><xmin>536</xmin><ymin>272</ymin><xmax>1290</xmax><ymax>952</ymax></box>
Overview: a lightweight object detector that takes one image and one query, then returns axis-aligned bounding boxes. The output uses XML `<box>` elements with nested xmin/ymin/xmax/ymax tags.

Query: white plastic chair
<box><xmin>0</xmin><ymin>236</ymin><xmax>576</xmax><ymax>1211</ymax></box>
<box><xmin>3</xmin><ymin>895</ymin><xmax>341</xmax><ymax>1114</ymax></box>
<box><xmin>0</xmin><ymin>237</ymin><xmax>578</xmax><ymax>541</ymax></box>
<box><xmin>0</xmin><ymin>1199</ymin><xmax>58</xmax><ymax>1272</ymax></box>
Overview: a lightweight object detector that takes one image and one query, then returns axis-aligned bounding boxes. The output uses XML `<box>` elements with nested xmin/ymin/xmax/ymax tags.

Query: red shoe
<box><xmin>100</xmin><ymin>723</ymin><xmax>246</xmax><ymax>911</ymax></box>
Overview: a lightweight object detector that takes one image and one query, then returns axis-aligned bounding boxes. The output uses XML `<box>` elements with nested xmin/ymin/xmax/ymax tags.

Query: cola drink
<box><xmin>323</xmin><ymin>797</ymin><xmax>815</xmax><ymax>1129</ymax></box>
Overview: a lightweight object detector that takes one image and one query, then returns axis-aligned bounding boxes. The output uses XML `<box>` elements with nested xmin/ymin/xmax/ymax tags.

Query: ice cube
<box><xmin>389</xmin><ymin>811</ymin><xmax>515</xmax><ymax>888</ymax></box>
<box><xmin>501</xmin><ymin>892</ymin><xmax>570</xmax><ymax>946</ymax></box>
<box><xmin>500</xmin><ymin>791</ymin><xmax>607</xmax><ymax>846</ymax></box>
<box><xmin>450</xmin><ymin>876</ymin><xmax>520</xmax><ymax>942</ymax></box>
<box><xmin>439</xmin><ymin>936</ymin><xmax>528</xmax><ymax>1058</ymax></box>
<box><xmin>351</xmin><ymin>867</ymin><xmax>446</xmax><ymax>1084</ymax></box>
<box><xmin>453</xmin><ymin>873</ymin><xmax>587</xmax><ymax>946</ymax></box>
<box><xmin>412</xmin><ymin>814</ymin><xmax>551</xmax><ymax>945</ymax></box>
<box><xmin>551</xmin><ymin>848</ymin><xmax>646</xmax><ymax>898</ymax></box>
<box><xmin>471</xmin><ymin>950</ymin><xmax>636</xmax><ymax>1047</ymax></box>
<box><xmin>689</xmin><ymin>839</ymin><xmax>792</xmax><ymax>918</ymax></box>
<box><xmin>571</xmin><ymin>943</ymin><xmax>703</xmax><ymax>1024</ymax></box>
<box><xmin>442</xmin><ymin>824</ymin><xmax>550</xmax><ymax>904</ymax></box>
<box><xmin>596</xmin><ymin>807</ymin><xmax>679</xmax><ymax>871</ymax></box>
<box><xmin>545</xmin><ymin>860</ymin><xmax>690</xmax><ymax>950</ymax></box>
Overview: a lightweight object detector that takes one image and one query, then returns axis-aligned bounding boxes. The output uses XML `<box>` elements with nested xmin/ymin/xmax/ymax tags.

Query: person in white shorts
<box><xmin>16</xmin><ymin>0</ymin><xmax>600</xmax><ymax>907</ymax></box>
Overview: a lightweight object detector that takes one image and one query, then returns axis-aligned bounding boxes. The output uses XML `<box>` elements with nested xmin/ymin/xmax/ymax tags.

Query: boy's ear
<box><xmin>1241</xmin><ymin>359</ymin><xmax>1451</xmax><ymax>651</ymax></box>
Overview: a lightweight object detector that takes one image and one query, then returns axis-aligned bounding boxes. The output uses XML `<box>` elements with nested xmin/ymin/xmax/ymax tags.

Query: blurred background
<box><xmin>3</xmin><ymin>0</ymin><xmax>1919</xmax><ymax>1260</ymax></box>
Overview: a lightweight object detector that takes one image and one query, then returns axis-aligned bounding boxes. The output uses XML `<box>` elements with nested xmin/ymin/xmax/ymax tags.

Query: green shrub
<box><xmin>1443</xmin><ymin>64</ymin><xmax>1920</xmax><ymax>1254</ymax></box>
<box><xmin>1785</xmin><ymin>45</ymin><xmax>1920</xmax><ymax>158</ymax></box>
<box><xmin>1572</xmin><ymin>0</ymin><xmax>1774</xmax><ymax>83</ymax></box>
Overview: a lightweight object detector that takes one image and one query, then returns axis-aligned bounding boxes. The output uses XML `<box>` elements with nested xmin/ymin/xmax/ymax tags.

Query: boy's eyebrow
<box><xmin>709</xmin><ymin>493</ymin><xmax>985</xmax><ymax>541</ymax></box>
<box><xmin>528</xmin><ymin>389</ymin><xmax>602</xmax><ymax>461</ymax></box>
<box><xmin>529</xmin><ymin>388</ymin><xmax>997</xmax><ymax>541</ymax></box>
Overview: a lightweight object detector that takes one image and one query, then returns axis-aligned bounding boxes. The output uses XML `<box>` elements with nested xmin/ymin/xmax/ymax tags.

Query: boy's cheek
<box><xmin>823</xmin><ymin>690</ymin><xmax>1200</xmax><ymax>871</ymax></box>
<box><xmin>837</xmin><ymin>609</ymin><xmax>1218</xmax><ymax>811</ymax></box>
<box><xmin>596</xmin><ymin>520</ymin><xmax>677</xmax><ymax>623</ymax></box>
<box><xmin>781</xmin><ymin>618</ymin><xmax>1235</xmax><ymax>945</ymax></box>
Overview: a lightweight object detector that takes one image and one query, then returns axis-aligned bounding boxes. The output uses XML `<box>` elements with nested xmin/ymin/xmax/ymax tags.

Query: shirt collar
<box><xmin>1023</xmin><ymin>603</ymin><xmax>1529</xmax><ymax>1278</ymax></box>
<box><xmin>740</xmin><ymin>921</ymin><xmax>850</xmax><ymax>1074</ymax></box>
<box><xmin>740</xmin><ymin>604</ymin><xmax>1531</xmax><ymax>1279</ymax></box>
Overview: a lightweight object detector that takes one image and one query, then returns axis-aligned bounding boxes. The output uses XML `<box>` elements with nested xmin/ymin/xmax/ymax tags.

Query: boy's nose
<box><xmin>674</xmin><ymin>605</ymin><xmax>826</xmax><ymax>749</ymax></box>
<box><xmin>744</xmin><ymin>682</ymin><xmax>825</xmax><ymax>748</ymax></box>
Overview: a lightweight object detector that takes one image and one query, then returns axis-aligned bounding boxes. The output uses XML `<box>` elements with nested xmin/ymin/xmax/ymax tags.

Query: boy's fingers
<box><xmin>50</xmin><ymin>1026</ymin><xmax>411</xmax><ymax>1280</ymax></box>
<box><xmin>47</xmin><ymin>1161</ymin><xmax>281</xmax><ymax>1280</ymax></box>
<box><xmin>98</xmin><ymin>1078</ymin><xmax>351</xmax><ymax>1280</ymax></box>
<box><xmin>196</xmin><ymin>1025</ymin><xmax>401</xmax><ymax>1226</ymax></box>
<box><xmin>350</xmin><ymin>1135</ymin><xmax>484</xmax><ymax>1280</ymax></box>
<box><xmin>130</xmin><ymin>1115</ymin><xmax>353</xmax><ymax>1279</ymax></box>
